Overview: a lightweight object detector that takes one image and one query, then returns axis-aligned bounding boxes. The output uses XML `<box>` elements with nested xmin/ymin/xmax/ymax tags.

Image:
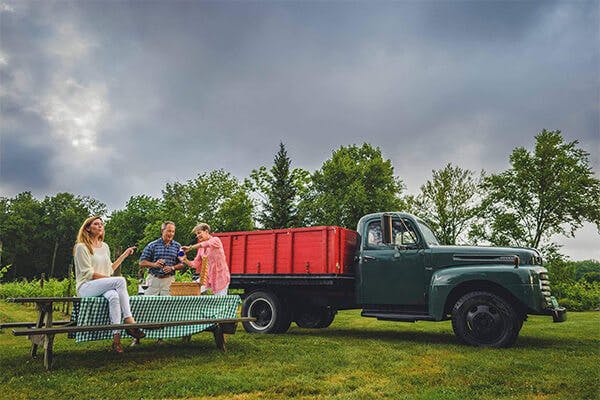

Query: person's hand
<box><xmin>155</xmin><ymin>259</ymin><xmax>165</xmax><ymax>268</ymax></box>
<box><xmin>181</xmin><ymin>245</ymin><xmax>191</xmax><ymax>252</ymax></box>
<box><xmin>178</xmin><ymin>254</ymin><xmax>188</xmax><ymax>264</ymax></box>
<box><xmin>162</xmin><ymin>265</ymin><xmax>174</xmax><ymax>273</ymax></box>
<box><xmin>122</xmin><ymin>246</ymin><xmax>136</xmax><ymax>258</ymax></box>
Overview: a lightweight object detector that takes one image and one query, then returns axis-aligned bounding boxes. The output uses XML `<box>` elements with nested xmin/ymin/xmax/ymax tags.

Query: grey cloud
<box><xmin>1</xmin><ymin>133</ymin><xmax>54</xmax><ymax>190</ymax></box>
<box><xmin>0</xmin><ymin>0</ymin><xmax>598</xmax><ymax>258</ymax></box>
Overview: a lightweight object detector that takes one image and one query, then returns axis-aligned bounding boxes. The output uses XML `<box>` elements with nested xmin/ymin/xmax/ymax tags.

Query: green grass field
<box><xmin>1</xmin><ymin>301</ymin><xmax>598</xmax><ymax>400</ymax></box>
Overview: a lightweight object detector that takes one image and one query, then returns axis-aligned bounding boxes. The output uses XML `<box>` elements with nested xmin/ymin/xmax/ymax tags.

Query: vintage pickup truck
<box><xmin>215</xmin><ymin>212</ymin><xmax>566</xmax><ymax>347</ymax></box>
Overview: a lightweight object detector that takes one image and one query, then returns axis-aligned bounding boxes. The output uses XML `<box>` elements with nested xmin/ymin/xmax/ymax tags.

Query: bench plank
<box><xmin>0</xmin><ymin>321</ymin><xmax>72</xmax><ymax>329</ymax></box>
<box><xmin>8</xmin><ymin>297</ymin><xmax>81</xmax><ymax>303</ymax></box>
<box><xmin>13</xmin><ymin>317</ymin><xmax>254</xmax><ymax>336</ymax></box>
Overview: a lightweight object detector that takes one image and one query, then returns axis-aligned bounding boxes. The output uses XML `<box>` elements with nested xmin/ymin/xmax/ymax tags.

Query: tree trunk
<box><xmin>49</xmin><ymin>240</ymin><xmax>59</xmax><ymax>278</ymax></box>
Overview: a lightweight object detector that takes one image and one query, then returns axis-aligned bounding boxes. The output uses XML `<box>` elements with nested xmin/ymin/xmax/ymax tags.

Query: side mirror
<box><xmin>381</xmin><ymin>214</ymin><xmax>393</xmax><ymax>245</ymax></box>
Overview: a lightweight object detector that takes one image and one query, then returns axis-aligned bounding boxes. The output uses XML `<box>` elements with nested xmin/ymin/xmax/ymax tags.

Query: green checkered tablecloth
<box><xmin>71</xmin><ymin>295</ymin><xmax>241</xmax><ymax>342</ymax></box>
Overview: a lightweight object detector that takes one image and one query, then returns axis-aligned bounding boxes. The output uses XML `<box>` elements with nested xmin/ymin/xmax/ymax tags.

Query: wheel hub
<box><xmin>466</xmin><ymin>304</ymin><xmax>504</xmax><ymax>342</ymax></box>
<box><xmin>248</xmin><ymin>299</ymin><xmax>273</xmax><ymax>330</ymax></box>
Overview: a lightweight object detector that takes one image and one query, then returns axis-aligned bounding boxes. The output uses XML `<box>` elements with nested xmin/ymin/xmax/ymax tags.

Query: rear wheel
<box><xmin>242</xmin><ymin>291</ymin><xmax>291</xmax><ymax>334</ymax></box>
<box><xmin>451</xmin><ymin>291</ymin><xmax>522</xmax><ymax>348</ymax></box>
<box><xmin>295</xmin><ymin>306</ymin><xmax>336</xmax><ymax>329</ymax></box>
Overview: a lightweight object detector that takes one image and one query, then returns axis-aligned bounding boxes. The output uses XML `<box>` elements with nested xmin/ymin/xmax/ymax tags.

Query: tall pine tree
<box><xmin>250</xmin><ymin>142</ymin><xmax>308</xmax><ymax>229</ymax></box>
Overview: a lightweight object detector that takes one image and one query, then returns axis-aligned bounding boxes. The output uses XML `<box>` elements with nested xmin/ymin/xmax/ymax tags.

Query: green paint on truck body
<box><xmin>355</xmin><ymin>212</ymin><xmax>558</xmax><ymax>320</ymax></box>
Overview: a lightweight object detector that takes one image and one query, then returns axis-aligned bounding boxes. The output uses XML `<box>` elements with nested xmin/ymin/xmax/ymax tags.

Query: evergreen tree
<box><xmin>249</xmin><ymin>142</ymin><xmax>309</xmax><ymax>229</ymax></box>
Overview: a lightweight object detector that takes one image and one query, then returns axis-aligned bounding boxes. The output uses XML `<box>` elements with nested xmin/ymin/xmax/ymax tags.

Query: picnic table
<box><xmin>3</xmin><ymin>295</ymin><xmax>252</xmax><ymax>371</ymax></box>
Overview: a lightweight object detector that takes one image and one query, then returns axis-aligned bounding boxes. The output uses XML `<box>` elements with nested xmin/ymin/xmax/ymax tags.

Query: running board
<box><xmin>361</xmin><ymin>310</ymin><xmax>436</xmax><ymax>322</ymax></box>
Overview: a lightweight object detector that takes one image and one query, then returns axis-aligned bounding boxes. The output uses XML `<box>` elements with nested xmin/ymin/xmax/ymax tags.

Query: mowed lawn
<box><xmin>0</xmin><ymin>301</ymin><xmax>598</xmax><ymax>400</ymax></box>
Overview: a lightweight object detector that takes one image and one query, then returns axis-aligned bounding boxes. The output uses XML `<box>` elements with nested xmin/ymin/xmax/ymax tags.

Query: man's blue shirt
<box><xmin>139</xmin><ymin>238</ymin><xmax>182</xmax><ymax>277</ymax></box>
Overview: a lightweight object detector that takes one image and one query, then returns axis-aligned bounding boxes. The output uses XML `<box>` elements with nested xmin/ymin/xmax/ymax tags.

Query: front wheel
<box><xmin>241</xmin><ymin>291</ymin><xmax>291</xmax><ymax>334</ymax></box>
<box><xmin>451</xmin><ymin>291</ymin><xmax>522</xmax><ymax>348</ymax></box>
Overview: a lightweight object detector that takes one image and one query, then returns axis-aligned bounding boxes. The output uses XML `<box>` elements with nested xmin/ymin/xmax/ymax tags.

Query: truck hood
<box><xmin>428</xmin><ymin>245</ymin><xmax>539</xmax><ymax>269</ymax></box>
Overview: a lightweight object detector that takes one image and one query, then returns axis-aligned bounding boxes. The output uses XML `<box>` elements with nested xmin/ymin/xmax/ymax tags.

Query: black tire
<box><xmin>295</xmin><ymin>306</ymin><xmax>337</xmax><ymax>329</ymax></box>
<box><xmin>273</xmin><ymin>299</ymin><xmax>293</xmax><ymax>333</ymax></box>
<box><xmin>451</xmin><ymin>291</ymin><xmax>522</xmax><ymax>348</ymax></box>
<box><xmin>241</xmin><ymin>291</ymin><xmax>291</xmax><ymax>334</ymax></box>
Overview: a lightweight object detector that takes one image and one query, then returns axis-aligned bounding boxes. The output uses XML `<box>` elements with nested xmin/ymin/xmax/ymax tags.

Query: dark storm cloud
<box><xmin>1</xmin><ymin>133</ymin><xmax>53</xmax><ymax>190</ymax></box>
<box><xmin>0</xmin><ymin>1</ymin><xmax>598</xmax><ymax>257</ymax></box>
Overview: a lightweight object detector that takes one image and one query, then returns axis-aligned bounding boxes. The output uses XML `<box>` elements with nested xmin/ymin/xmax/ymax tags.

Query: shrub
<box><xmin>0</xmin><ymin>278</ymin><xmax>74</xmax><ymax>299</ymax></box>
<box><xmin>0</xmin><ymin>276</ymin><xmax>139</xmax><ymax>299</ymax></box>
<box><xmin>555</xmin><ymin>281</ymin><xmax>600</xmax><ymax>311</ymax></box>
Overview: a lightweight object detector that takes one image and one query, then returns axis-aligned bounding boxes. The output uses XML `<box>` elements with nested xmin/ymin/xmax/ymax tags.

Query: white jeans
<box><xmin>78</xmin><ymin>277</ymin><xmax>132</xmax><ymax>334</ymax></box>
<box><xmin>145</xmin><ymin>275</ymin><xmax>175</xmax><ymax>296</ymax></box>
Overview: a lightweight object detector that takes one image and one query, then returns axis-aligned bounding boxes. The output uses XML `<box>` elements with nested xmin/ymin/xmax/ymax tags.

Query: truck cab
<box><xmin>355</xmin><ymin>212</ymin><xmax>566</xmax><ymax>347</ymax></box>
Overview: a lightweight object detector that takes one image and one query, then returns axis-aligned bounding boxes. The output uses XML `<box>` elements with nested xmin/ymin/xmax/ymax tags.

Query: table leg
<box><xmin>31</xmin><ymin>303</ymin><xmax>47</xmax><ymax>359</ymax></box>
<box><xmin>44</xmin><ymin>334</ymin><xmax>55</xmax><ymax>371</ymax></box>
<box><xmin>43</xmin><ymin>305</ymin><xmax>54</xmax><ymax>370</ymax></box>
<box><xmin>212</xmin><ymin>324</ymin><xmax>225</xmax><ymax>352</ymax></box>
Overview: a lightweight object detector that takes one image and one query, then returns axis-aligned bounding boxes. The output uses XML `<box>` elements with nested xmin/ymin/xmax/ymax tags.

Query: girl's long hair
<box><xmin>74</xmin><ymin>216</ymin><xmax>104</xmax><ymax>255</ymax></box>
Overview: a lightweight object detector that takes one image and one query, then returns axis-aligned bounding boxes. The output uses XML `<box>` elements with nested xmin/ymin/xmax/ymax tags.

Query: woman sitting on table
<box><xmin>73</xmin><ymin>216</ymin><xmax>145</xmax><ymax>353</ymax></box>
<box><xmin>180</xmin><ymin>223</ymin><xmax>230</xmax><ymax>295</ymax></box>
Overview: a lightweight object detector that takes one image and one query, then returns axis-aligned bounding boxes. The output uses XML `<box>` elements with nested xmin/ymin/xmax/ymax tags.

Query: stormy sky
<box><xmin>1</xmin><ymin>1</ymin><xmax>598</xmax><ymax>259</ymax></box>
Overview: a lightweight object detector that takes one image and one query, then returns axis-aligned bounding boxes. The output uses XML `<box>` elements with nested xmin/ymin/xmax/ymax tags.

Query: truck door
<box><xmin>357</xmin><ymin>218</ymin><xmax>426</xmax><ymax>306</ymax></box>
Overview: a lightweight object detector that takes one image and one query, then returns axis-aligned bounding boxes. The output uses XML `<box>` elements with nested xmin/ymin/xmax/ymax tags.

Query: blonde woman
<box><xmin>181</xmin><ymin>223</ymin><xmax>230</xmax><ymax>295</ymax></box>
<box><xmin>74</xmin><ymin>216</ymin><xmax>145</xmax><ymax>353</ymax></box>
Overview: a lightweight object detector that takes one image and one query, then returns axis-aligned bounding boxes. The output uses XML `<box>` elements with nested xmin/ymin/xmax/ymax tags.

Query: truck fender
<box><xmin>428</xmin><ymin>265</ymin><xmax>532</xmax><ymax>321</ymax></box>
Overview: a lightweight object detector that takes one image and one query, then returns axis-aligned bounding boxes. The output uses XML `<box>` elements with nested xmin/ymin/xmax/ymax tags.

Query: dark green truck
<box><xmin>226</xmin><ymin>212</ymin><xmax>566</xmax><ymax>347</ymax></box>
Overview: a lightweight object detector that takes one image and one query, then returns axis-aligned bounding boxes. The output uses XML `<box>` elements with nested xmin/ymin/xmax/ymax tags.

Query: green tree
<box><xmin>406</xmin><ymin>164</ymin><xmax>482</xmax><ymax>245</ymax></box>
<box><xmin>0</xmin><ymin>192</ymin><xmax>105</xmax><ymax>281</ymax></box>
<box><xmin>0</xmin><ymin>192</ymin><xmax>45</xmax><ymax>280</ymax></box>
<box><xmin>473</xmin><ymin>130</ymin><xmax>600</xmax><ymax>252</ymax></box>
<box><xmin>139</xmin><ymin>170</ymin><xmax>255</xmax><ymax>249</ymax></box>
<box><xmin>249</xmin><ymin>142</ymin><xmax>310</xmax><ymax>229</ymax></box>
<box><xmin>303</xmin><ymin>143</ymin><xmax>404</xmax><ymax>229</ymax></box>
<box><xmin>42</xmin><ymin>193</ymin><xmax>106</xmax><ymax>278</ymax></box>
<box><xmin>104</xmin><ymin>195</ymin><xmax>162</xmax><ymax>276</ymax></box>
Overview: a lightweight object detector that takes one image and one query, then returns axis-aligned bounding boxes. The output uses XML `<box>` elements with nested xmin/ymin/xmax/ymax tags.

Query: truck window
<box><xmin>367</xmin><ymin>221</ymin><xmax>384</xmax><ymax>247</ymax></box>
<box><xmin>394</xmin><ymin>220</ymin><xmax>419</xmax><ymax>247</ymax></box>
<box><xmin>416</xmin><ymin>221</ymin><xmax>439</xmax><ymax>246</ymax></box>
<box><xmin>366</xmin><ymin>219</ymin><xmax>419</xmax><ymax>249</ymax></box>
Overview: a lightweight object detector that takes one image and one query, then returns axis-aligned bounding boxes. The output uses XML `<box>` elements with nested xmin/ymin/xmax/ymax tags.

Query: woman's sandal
<box><xmin>125</xmin><ymin>327</ymin><xmax>146</xmax><ymax>339</ymax></box>
<box><xmin>111</xmin><ymin>341</ymin><xmax>124</xmax><ymax>354</ymax></box>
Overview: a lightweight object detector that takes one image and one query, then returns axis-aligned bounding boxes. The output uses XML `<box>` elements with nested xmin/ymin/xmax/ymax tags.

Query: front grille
<box><xmin>539</xmin><ymin>272</ymin><xmax>552</xmax><ymax>307</ymax></box>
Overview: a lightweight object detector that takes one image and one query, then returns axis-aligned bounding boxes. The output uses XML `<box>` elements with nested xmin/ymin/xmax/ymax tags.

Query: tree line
<box><xmin>1</xmin><ymin>129</ymin><xmax>598</xmax><ymax>281</ymax></box>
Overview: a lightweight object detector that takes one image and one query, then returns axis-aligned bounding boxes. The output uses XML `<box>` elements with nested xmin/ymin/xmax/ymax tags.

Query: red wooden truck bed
<box><xmin>215</xmin><ymin>226</ymin><xmax>358</xmax><ymax>275</ymax></box>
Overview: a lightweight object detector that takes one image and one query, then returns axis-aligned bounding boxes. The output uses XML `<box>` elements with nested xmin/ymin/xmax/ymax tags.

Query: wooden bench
<box><xmin>4</xmin><ymin>297</ymin><xmax>253</xmax><ymax>371</ymax></box>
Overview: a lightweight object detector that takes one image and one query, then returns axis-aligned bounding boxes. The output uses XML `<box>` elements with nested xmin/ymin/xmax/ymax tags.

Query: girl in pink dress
<box><xmin>180</xmin><ymin>223</ymin><xmax>230</xmax><ymax>295</ymax></box>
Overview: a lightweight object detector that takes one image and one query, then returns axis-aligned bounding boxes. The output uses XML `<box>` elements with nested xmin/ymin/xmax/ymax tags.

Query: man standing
<box><xmin>139</xmin><ymin>221</ymin><xmax>184</xmax><ymax>296</ymax></box>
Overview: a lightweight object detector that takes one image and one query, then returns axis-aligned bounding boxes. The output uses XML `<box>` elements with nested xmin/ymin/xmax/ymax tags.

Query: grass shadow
<box><xmin>288</xmin><ymin>326</ymin><xmax>457</xmax><ymax>345</ymax></box>
<box><xmin>3</xmin><ymin>335</ymin><xmax>227</xmax><ymax>375</ymax></box>
<box><xmin>286</xmin><ymin>326</ymin><xmax>584</xmax><ymax>350</ymax></box>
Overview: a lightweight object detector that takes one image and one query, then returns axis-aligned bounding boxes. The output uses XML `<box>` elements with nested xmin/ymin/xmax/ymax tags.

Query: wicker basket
<box><xmin>169</xmin><ymin>282</ymin><xmax>201</xmax><ymax>296</ymax></box>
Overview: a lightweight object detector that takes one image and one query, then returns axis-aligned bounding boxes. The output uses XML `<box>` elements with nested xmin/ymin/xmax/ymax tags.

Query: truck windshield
<box><xmin>417</xmin><ymin>221</ymin><xmax>439</xmax><ymax>246</ymax></box>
